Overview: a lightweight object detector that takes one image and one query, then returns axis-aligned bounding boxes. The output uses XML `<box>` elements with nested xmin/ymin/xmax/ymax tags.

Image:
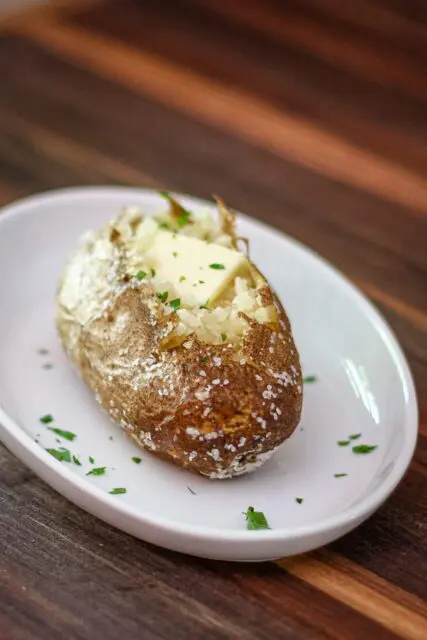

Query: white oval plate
<box><xmin>0</xmin><ymin>187</ymin><xmax>418</xmax><ymax>561</ymax></box>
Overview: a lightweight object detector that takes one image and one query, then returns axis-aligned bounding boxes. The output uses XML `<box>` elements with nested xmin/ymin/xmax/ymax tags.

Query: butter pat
<box><xmin>145</xmin><ymin>230</ymin><xmax>250</xmax><ymax>307</ymax></box>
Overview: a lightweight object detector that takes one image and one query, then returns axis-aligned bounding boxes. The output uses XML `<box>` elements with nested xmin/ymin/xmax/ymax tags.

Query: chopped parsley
<box><xmin>72</xmin><ymin>455</ymin><xmax>82</xmax><ymax>466</ymax></box>
<box><xmin>89</xmin><ymin>456</ymin><xmax>95</xmax><ymax>464</ymax></box>
<box><xmin>48</xmin><ymin>427</ymin><xmax>76</xmax><ymax>441</ymax></box>
<box><xmin>187</xmin><ymin>486</ymin><xmax>196</xmax><ymax>495</ymax></box>
<box><xmin>200</xmin><ymin>355</ymin><xmax>208</xmax><ymax>363</ymax></box>
<box><xmin>209</xmin><ymin>263</ymin><xmax>225</xmax><ymax>270</ymax></box>
<box><xmin>244</xmin><ymin>506</ymin><xmax>270</xmax><ymax>530</ymax></box>
<box><xmin>135</xmin><ymin>270</ymin><xmax>147</xmax><ymax>280</ymax></box>
<box><xmin>169</xmin><ymin>298</ymin><xmax>181</xmax><ymax>310</ymax></box>
<box><xmin>199</xmin><ymin>304</ymin><xmax>209</xmax><ymax>310</ymax></box>
<box><xmin>42</xmin><ymin>363</ymin><xmax>53</xmax><ymax>370</ymax></box>
<box><xmin>179</xmin><ymin>275</ymin><xmax>186</xmax><ymax>282</ymax></box>
<box><xmin>109</xmin><ymin>487</ymin><xmax>127</xmax><ymax>495</ymax></box>
<box><xmin>337</xmin><ymin>440</ymin><xmax>350</xmax><ymax>447</ymax></box>
<box><xmin>303</xmin><ymin>376</ymin><xmax>317</xmax><ymax>384</ymax></box>
<box><xmin>198</xmin><ymin>280</ymin><xmax>205</xmax><ymax>284</ymax></box>
<box><xmin>40</xmin><ymin>414</ymin><xmax>54</xmax><ymax>424</ymax></box>
<box><xmin>158</xmin><ymin>221</ymin><xmax>170</xmax><ymax>229</ymax></box>
<box><xmin>352</xmin><ymin>444</ymin><xmax>377</xmax><ymax>455</ymax></box>
<box><xmin>221</xmin><ymin>333</ymin><xmax>227</xmax><ymax>342</ymax></box>
<box><xmin>295</xmin><ymin>497</ymin><xmax>303</xmax><ymax>504</ymax></box>
<box><xmin>349</xmin><ymin>433</ymin><xmax>362</xmax><ymax>440</ymax></box>
<box><xmin>131</xmin><ymin>457</ymin><xmax>142</xmax><ymax>464</ymax></box>
<box><xmin>334</xmin><ymin>473</ymin><xmax>348</xmax><ymax>478</ymax></box>
<box><xmin>156</xmin><ymin>291</ymin><xmax>169</xmax><ymax>303</ymax></box>
<box><xmin>150</xmin><ymin>268</ymin><xmax>156</xmax><ymax>277</ymax></box>
<box><xmin>177</xmin><ymin>211</ymin><xmax>190</xmax><ymax>227</ymax></box>
<box><xmin>46</xmin><ymin>447</ymin><xmax>71</xmax><ymax>463</ymax></box>
<box><xmin>38</xmin><ymin>348</ymin><xmax>49</xmax><ymax>355</ymax></box>
<box><xmin>172</xmin><ymin>251</ymin><xmax>178</xmax><ymax>258</ymax></box>
<box><xmin>86</xmin><ymin>466</ymin><xmax>106</xmax><ymax>477</ymax></box>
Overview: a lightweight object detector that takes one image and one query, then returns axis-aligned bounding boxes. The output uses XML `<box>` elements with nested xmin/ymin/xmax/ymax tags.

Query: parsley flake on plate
<box><xmin>86</xmin><ymin>466</ymin><xmax>106</xmax><ymax>477</ymax></box>
<box><xmin>221</xmin><ymin>333</ymin><xmax>227</xmax><ymax>342</ymax></box>
<box><xmin>48</xmin><ymin>427</ymin><xmax>76</xmax><ymax>441</ymax></box>
<box><xmin>38</xmin><ymin>348</ymin><xmax>49</xmax><ymax>355</ymax></box>
<box><xmin>72</xmin><ymin>455</ymin><xmax>82</xmax><ymax>466</ymax></box>
<box><xmin>352</xmin><ymin>444</ymin><xmax>378</xmax><ymax>455</ymax></box>
<box><xmin>349</xmin><ymin>433</ymin><xmax>362</xmax><ymax>440</ymax></box>
<box><xmin>42</xmin><ymin>363</ymin><xmax>53</xmax><ymax>370</ymax></box>
<box><xmin>40</xmin><ymin>414</ymin><xmax>54</xmax><ymax>424</ymax></box>
<box><xmin>200</xmin><ymin>355</ymin><xmax>207</xmax><ymax>363</ymax></box>
<box><xmin>89</xmin><ymin>456</ymin><xmax>95</xmax><ymax>464</ymax></box>
<box><xmin>303</xmin><ymin>375</ymin><xmax>317</xmax><ymax>384</ymax></box>
<box><xmin>337</xmin><ymin>440</ymin><xmax>350</xmax><ymax>447</ymax></box>
<box><xmin>209</xmin><ymin>263</ymin><xmax>225</xmax><ymax>270</ymax></box>
<box><xmin>131</xmin><ymin>457</ymin><xmax>142</xmax><ymax>464</ymax></box>
<box><xmin>295</xmin><ymin>497</ymin><xmax>304</xmax><ymax>504</ymax></box>
<box><xmin>179</xmin><ymin>275</ymin><xmax>186</xmax><ymax>282</ymax></box>
<box><xmin>334</xmin><ymin>473</ymin><xmax>348</xmax><ymax>478</ymax></box>
<box><xmin>46</xmin><ymin>447</ymin><xmax>71</xmax><ymax>463</ymax></box>
<box><xmin>135</xmin><ymin>270</ymin><xmax>147</xmax><ymax>280</ymax></box>
<box><xmin>109</xmin><ymin>487</ymin><xmax>127</xmax><ymax>495</ymax></box>
<box><xmin>244</xmin><ymin>506</ymin><xmax>270</xmax><ymax>530</ymax></box>
<box><xmin>150</xmin><ymin>268</ymin><xmax>156</xmax><ymax>278</ymax></box>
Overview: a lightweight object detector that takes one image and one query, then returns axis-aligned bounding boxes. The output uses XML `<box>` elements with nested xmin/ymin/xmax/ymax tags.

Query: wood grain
<box><xmin>0</xmin><ymin>0</ymin><xmax>426</xmax><ymax>638</ymax></box>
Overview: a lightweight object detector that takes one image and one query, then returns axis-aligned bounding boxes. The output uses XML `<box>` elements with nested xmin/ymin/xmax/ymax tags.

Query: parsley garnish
<box><xmin>72</xmin><ymin>455</ymin><xmax>82</xmax><ymax>466</ymax></box>
<box><xmin>150</xmin><ymin>268</ymin><xmax>156</xmax><ymax>277</ymax></box>
<box><xmin>201</xmin><ymin>355</ymin><xmax>208</xmax><ymax>363</ymax></box>
<box><xmin>48</xmin><ymin>427</ymin><xmax>76</xmax><ymax>441</ymax></box>
<box><xmin>337</xmin><ymin>440</ymin><xmax>350</xmax><ymax>447</ymax></box>
<box><xmin>352</xmin><ymin>444</ymin><xmax>377</xmax><ymax>454</ymax></box>
<box><xmin>179</xmin><ymin>275</ymin><xmax>186</xmax><ymax>282</ymax></box>
<box><xmin>42</xmin><ymin>363</ymin><xmax>53</xmax><ymax>370</ymax></box>
<box><xmin>349</xmin><ymin>433</ymin><xmax>361</xmax><ymax>440</ymax></box>
<box><xmin>172</xmin><ymin>251</ymin><xmax>178</xmax><ymax>258</ymax></box>
<box><xmin>177</xmin><ymin>212</ymin><xmax>190</xmax><ymax>227</ymax></box>
<box><xmin>135</xmin><ymin>270</ymin><xmax>147</xmax><ymax>280</ymax></box>
<box><xmin>86</xmin><ymin>466</ymin><xmax>106</xmax><ymax>476</ymax></box>
<box><xmin>89</xmin><ymin>456</ymin><xmax>95</xmax><ymax>464</ymax></box>
<box><xmin>46</xmin><ymin>447</ymin><xmax>71</xmax><ymax>463</ymax></box>
<box><xmin>132</xmin><ymin>457</ymin><xmax>142</xmax><ymax>464</ymax></box>
<box><xmin>303</xmin><ymin>376</ymin><xmax>317</xmax><ymax>383</ymax></box>
<box><xmin>40</xmin><ymin>414</ymin><xmax>54</xmax><ymax>424</ymax></box>
<box><xmin>209</xmin><ymin>263</ymin><xmax>225</xmax><ymax>270</ymax></box>
<box><xmin>198</xmin><ymin>280</ymin><xmax>205</xmax><ymax>284</ymax></box>
<box><xmin>295</xmin><ymin>497</ymin><xmax>303</xmax><ymax>504</ymax></box>
<box><xmin>156</xmin><ymin>291</ymin><xmax>168</xmax><ymax>303</ymax></box>
<box><xmin>334</xmin><ymin>473</ymin><xmax>348</xmax><ymax>478</ymax></box>
<box><xmin>244</xmin><ymin>506</ymin><xmax>270</xmax><ymax>530</ymax></box>
<box><xmin>38</xmin><ymin>348</ymin><xmax>49</xmax><ymax>355</ymax></box>
<box><xmin>169</xmin><ymin>298</ymin><xmax>181</xmax><ymax>310</ymax></box>
<box><xmin>158</xmin><ymin>221</ymin><xmax>170</xmax><ymax>229</ymax></box>
<box><xmin>109</xmin><ymin>487</ymin><xmax>127</xmax><ymax>495</ymax></box>
<box><xmin>221</xmin><ymin>333</ymin><xmax>227</xmax><ymax>342</ymax></box>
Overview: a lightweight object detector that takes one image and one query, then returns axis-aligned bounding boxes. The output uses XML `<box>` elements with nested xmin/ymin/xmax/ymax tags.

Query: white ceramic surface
<box><xmin>0</xmin><ymin>187</ymin><xmax>418</xmax><ymax>561</ymax></box>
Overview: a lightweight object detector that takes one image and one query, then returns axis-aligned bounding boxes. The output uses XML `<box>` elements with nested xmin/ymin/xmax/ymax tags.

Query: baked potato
<box><xmin>56</xmin><ymin>193</ymin><xmax>302</xmax><ymax>478</ymax></box>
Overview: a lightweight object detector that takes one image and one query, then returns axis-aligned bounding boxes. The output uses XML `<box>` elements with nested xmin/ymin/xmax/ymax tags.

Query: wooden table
<box><xmin>1</xmin><ymin>1</ymin><xmax>426</xmax><ymax>638</ymax></box>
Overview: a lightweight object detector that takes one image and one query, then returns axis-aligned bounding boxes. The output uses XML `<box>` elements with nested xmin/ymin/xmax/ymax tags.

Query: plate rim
<box><xmin>0</xmin><ymin>186</ymin><xmax>419</xmax><ymax>547</ymax></box>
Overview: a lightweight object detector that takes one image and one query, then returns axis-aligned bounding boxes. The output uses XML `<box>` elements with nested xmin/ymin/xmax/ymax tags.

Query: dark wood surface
<box><xmin>1</xmin><ymin>0</ymin><xmax>426</xmax><ymax>638</ymax></box>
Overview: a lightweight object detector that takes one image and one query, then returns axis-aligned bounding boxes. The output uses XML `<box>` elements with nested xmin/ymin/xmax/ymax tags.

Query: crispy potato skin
<box><xmin>57</xmin><ymin>253</ymin><xmax>302</xmax><ymax>479</ymax></box>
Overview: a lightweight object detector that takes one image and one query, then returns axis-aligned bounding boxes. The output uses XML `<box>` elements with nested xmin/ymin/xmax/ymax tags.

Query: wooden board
<box><xmin>0</xmin><ymin>0</ymin><xmax>426</xmax><ymax>638</ymax></box>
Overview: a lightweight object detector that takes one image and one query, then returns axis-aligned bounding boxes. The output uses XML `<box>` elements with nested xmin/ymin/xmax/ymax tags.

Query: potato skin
<box><xmin>57</xmin><ymin>244</ymin><xmax>303</xmax><ymax>479</ymax></box>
